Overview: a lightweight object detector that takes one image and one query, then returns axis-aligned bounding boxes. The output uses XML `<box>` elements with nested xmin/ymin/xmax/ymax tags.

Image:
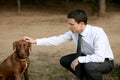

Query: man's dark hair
<box><xmin>67</xmin><ymin>9</ymin><xmax>87</xmax><ymax>25</ymax></box>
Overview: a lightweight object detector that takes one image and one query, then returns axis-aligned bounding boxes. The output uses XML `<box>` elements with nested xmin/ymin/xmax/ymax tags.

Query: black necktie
<box><xmin>76</xmin><ymin>34</ymin><xmax>82</xmax><ymax>57</ymax></box>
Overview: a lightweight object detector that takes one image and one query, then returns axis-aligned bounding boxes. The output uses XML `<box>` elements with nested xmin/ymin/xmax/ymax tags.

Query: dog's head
<box><xmin>13</xmin><ymin>40</ymin><xmax>31</xmax><ymax>59</ymax></box>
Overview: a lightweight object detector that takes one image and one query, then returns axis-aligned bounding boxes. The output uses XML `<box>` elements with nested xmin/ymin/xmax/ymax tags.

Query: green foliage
<box><xmin>20</xmin><ymin>53</ymin><xmax>120</xmax><ymax>80</ymax></box>
<box><xmin>20</xmin><ymin>62</ymin><xmax>120</xmax><ymax>80</ymax></box>
<box><xmin>22</xmin><ymin>60</ymin><xmax>77</xmax><ymax>80</ymax></box>
<box><xmin>110</xmin><ymin>65</ymin><xmax>120</xmax><ymax>79</ymax></box>
<box><xmin>0</xmin><ymin>0</ymin><xmax>120</xmax><ymax>5</ymax></box>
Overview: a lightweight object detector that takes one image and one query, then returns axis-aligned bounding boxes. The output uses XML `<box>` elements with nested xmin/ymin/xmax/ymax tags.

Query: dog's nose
<box><xmin>19</xmin><ymin>52</ymin><xmax>24</xmax><ymax>56</ymax></box>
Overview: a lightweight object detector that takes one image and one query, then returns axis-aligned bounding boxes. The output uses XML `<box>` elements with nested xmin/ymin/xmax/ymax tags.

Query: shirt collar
<box><xmin>81</xmin><ymin>24</ymin><xmax>90</xmax><ymax>37</ymax></box>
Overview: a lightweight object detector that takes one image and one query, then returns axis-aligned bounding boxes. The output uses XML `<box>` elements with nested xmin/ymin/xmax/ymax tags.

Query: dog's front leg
<box><xmin>14</xmin><ymin>73</ymin><xmax>21</xmax><ymax>80</ymax></box>
<box><xmin>23</xmin><ymin>68</ymin><xmax>29</xmax><ymax>80</ymax></box>
<box><xmin>0</xmin><ymin>77</ymin><xmax>6</xmax><ymax>80</ymax></box>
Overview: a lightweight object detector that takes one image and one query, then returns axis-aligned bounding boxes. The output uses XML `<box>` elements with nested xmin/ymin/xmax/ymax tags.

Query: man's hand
<box><xmin>23</xmin><ymin>36</ymin><xmax>36</xmax><ymax>44</ymax></box>
<box><xmin>71</xmin><ymin>58</ymin><xmax>79</xmax><ymax>71</ymax></box>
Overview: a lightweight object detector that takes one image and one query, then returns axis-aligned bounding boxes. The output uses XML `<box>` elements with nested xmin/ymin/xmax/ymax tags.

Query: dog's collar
<box><xmin>20</xmin><ymin>58</ymin><xmax>27</xmax><ymax>62</ymax></box>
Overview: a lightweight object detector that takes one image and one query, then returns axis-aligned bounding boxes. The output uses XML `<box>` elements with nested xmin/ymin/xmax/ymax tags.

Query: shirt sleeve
<box><xmin>78</xmin><ymin>28</ymin><xmax>110</xmax><ymax>63</ymax></box>
<box><xmin>36</xmin><ymin>31</ymin><xmax>72</xmax><ymax>46</ymax></box>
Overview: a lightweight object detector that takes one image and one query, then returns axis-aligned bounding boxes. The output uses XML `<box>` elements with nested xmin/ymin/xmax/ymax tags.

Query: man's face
<box><xmin>68</xmin><ymin>18</ymin><xmax>83</xmax><ymax>33</ymax></box>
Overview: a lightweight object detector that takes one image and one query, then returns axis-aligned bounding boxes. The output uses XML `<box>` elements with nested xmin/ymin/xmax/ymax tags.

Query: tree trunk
<box><xmin>66</xmin><ymin>0</ymin><xmax>69</xmax><ymax>11</ymax></box>
<box><xmin>17</xmin><ymin>0</ymin><xmax>21</xmax><ymax>13</ymax></box>
<box><xmin>91</xmin><ymin>0</ymin><xmax>99</xmax><ymax>16</ymax></box>
<box><xmin>99</xmin><ymin>0</ymin><xmax>106</xmax><ymax>17</ymax></box>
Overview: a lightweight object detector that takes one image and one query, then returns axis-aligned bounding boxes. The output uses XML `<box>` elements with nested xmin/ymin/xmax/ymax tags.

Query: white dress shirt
<box><xmin>36</xmin><ymin>24</ymin><xmax>114</xmax><ymax>63</ymax></box>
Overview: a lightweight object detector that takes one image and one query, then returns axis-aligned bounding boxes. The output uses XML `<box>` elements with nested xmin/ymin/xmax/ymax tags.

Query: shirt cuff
<box><xmin>36</xmin><ymin>39</ymin><xmax>45</xmax><ymax>45</ymax></box>
<box><xmin>78</xmin><ymin>56</ymin><xmax>87</xmax><ymax>63</ymax></box>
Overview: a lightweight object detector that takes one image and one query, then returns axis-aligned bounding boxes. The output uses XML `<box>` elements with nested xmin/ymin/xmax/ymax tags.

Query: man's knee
<box><xmin>60</xmin><ymin>56</ymin><xmax>66</xmax><ymax>66</ymax></box>
<box><xmin>60</xmin><ymin>54</ymin><xmax>76</xmax><ymax>66</ymax></box>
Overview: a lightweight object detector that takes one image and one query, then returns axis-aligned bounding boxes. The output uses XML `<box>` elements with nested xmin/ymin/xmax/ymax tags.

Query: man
<box><xmin>23</xmin><ymin>9</ymin><xmax>114</xmax><ymax>80</ymax></box>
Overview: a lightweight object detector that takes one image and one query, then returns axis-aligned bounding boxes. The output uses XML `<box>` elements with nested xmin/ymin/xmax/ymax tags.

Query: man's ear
<box><xmin>13</xmin><ymin>41</ymin><xmax>17</xmax><ymax>50</ymax></box>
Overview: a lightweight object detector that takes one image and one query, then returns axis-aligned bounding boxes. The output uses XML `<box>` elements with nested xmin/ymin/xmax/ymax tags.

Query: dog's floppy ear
<box><xmin>28</xmin><ymin>42</ymin><xmax>32</xmax><ymax>51</ymax></box>
<box><xmin>13</xmin><ymin>41</ymin><xmax>17</xmax><ymax>50</ymax></box>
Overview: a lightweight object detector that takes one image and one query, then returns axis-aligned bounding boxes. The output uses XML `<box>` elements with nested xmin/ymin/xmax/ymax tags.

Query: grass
<box><xmin>20</xmin><ymin>51</ymin><xmax>77</xmax><ymax>80</ymax></box>
<box><xmin>20</xmin><ymin>51</ymin><xmax>120</xmax><ymax>80</ymax></box>
<box><xmin>21</xmin><ymin>59</ymin><xmax>77</xmax><ymax>80</ymax></box>
<box><xmin>107</xmin><ymin>65</ymin><xmax>120</xmax><ymax>80</ymax></box>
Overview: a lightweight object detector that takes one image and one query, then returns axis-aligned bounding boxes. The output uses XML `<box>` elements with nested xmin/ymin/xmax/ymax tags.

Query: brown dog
<box><xmin>0</xmin><ymin>40</ymin><xmax>31</xmax><ymax>80</ymax></box>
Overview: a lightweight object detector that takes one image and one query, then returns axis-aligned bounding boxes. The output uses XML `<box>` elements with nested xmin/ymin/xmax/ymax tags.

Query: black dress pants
<box><xmin>60</xmin><ymin>53</ymin><xmax>114</xmax><ymax>80</ymax></box>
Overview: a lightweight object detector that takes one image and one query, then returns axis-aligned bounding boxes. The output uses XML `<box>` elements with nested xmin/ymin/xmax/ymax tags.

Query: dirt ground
<box><xmin>0</xmin><ymin>10</ymin><xmax>120</xmax><ymax>62</ymax></box>
<box><xmin>0</xmin><ymin>9</ymin><xmax>120</xmax><ymax>79</ymax></box>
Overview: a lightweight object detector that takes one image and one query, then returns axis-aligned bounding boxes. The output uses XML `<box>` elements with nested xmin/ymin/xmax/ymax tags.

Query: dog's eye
<box><xmin>23</xmin><ymin>44</ymin><xmax>25</xmax><ymax>46</ymax></box>
<box><xmin>24</xmin><ymin>44</ymin><xmax>28</xmax><ymax>48</ymax></box>
<box><xmin>17</xmin><ymin>44</ymin><xmax>21</xmax><ymax>48</ymax></box>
